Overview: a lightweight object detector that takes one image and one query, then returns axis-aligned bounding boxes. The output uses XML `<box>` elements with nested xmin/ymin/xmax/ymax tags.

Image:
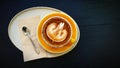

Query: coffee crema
<box><xmin>42</xmin><ymin>17</ymin><xmax>72</xmax><ymax>47</ymax></box>
<box><xmin>37</xmin><ymin>13</ymin><xmax>77</xmax><ymax>53</ymax></box>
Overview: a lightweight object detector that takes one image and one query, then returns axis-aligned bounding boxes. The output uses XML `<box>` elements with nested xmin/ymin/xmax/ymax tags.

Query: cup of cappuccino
<box><xmin>37</xmin><ymin>12</ymin><xmax>80</xmax><ymax>53</ymax></box>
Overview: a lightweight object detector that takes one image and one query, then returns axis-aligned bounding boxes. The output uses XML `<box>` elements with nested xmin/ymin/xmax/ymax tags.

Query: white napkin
<box><xmin>18</xmin><ymin>16</ymin><xmax>47</xmax><ymax>62</ymax></box>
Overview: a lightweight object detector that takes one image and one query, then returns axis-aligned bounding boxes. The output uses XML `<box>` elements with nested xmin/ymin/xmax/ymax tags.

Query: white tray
<box><xmin>8</xmin><ymin>7</ymin><xmax>80</xmax><ymax>58</ymax></box>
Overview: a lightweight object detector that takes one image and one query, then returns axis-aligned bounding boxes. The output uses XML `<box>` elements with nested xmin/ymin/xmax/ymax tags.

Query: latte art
<box><xmin>46</xmin><ymin>22</ymin><xmax>67</xmax><ymax>42</ymax></box>
<box><xmin>42</xmin><ymin>17</ymin><xmax>72</xmax><ymax>47</ymax></box>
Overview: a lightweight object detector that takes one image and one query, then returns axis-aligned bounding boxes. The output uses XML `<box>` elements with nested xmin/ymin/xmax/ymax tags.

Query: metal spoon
<box><xmin>22</xmin><ymin>26</ymin><xmax>40</xmax><ymax>54</ymax></box>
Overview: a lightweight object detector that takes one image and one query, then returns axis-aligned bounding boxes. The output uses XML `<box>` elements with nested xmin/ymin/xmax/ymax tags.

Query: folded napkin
<box><xmin>18</xmin><ymin>16</ymin><xmax>47</xmax><ymax>62</ymax></box>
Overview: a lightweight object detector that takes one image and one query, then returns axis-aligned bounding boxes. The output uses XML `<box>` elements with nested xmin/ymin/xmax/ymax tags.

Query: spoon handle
<box><xmin>27</xmin><ymin>34</ymin><xmax>40</xmax><ymax>54</ymax></box>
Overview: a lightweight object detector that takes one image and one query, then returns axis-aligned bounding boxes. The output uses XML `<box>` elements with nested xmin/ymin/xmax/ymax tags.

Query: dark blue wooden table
<box><xmin>0</xmin><ymin>0</ymin><xmax>120</xmax><ymax>68</ymax></box>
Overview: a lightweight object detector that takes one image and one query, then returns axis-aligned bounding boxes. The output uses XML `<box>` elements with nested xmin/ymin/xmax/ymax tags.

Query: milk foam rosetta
<box><xmin>46</xmin><ymin>22</ymin><xmax>67</xmax><ymax>42</ymax></box>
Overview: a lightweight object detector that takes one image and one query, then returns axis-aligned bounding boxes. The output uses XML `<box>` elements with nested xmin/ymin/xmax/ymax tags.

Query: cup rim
<box><xmin>41</xmin><ymin>16</ymin><xmax>73</xmax><ymax>48</ymax></box>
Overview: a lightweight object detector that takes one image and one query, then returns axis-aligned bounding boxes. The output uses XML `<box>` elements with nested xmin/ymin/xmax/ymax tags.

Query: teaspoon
<box><xmin>22</xmin><ymin>26</ymin><xmax>40</xmax><ymax>54</ymax></box>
